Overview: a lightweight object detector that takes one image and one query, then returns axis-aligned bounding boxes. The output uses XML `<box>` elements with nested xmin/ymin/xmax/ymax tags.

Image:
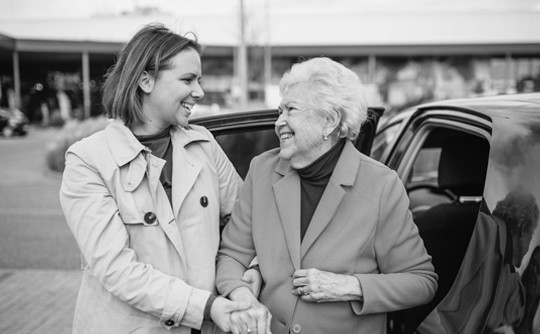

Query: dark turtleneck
<box><xmin>296</xmin><ymin>139</ymin><xmax>346</xmax><ymax>241</ymax></box>
<box><xmin>135</xmin><ymin>126</ymin><xmax>173</xmax><ymax>206</ymax></box>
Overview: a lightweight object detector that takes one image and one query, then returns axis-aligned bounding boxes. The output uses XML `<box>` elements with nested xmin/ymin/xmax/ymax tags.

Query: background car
<box><xmin>0</xmin><ymin>108</ymin><xmax>29</xmax><ymax>137</ymax></box>
<box><xmin>192</xmin><ymin>92</ymin><xmax>540</xmax><ymax>334</ymax></box>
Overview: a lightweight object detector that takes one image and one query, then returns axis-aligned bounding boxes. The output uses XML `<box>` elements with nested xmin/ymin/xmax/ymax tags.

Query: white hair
<box><xmin>279</xmin><ymin>57</ymin><xmax>368</xmax><ymax>140</ymax></box>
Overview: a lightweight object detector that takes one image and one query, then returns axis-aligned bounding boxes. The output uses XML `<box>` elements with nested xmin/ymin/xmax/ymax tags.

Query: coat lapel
<box><xmin>171</xmin><ymin>127</ymin><xmax>207</xmax><ymax>218</ymax></box>
<box><xmin>301</xmin><ymin>179</ymin><xmax>345</xmax><ymax>258</ymax></box>
<box><xmin>171</xmin><ymin>146</ymin><xmax>202</xmax><ymax>218</ymax></box>
<box><xmin>273</xmin><ymin>159</ymin><xmax>302</xmax><ymax>271</ymax></box>
<box><xmin>160</xmin><ymin>127</ymin><xmax>208</xmax><ymax>269</ymax></box>
<box><xmin>145</xmin><ymin>154</ymin><xmax>165</xmax><ymax>199</ymax></box>
<box><xmin>301</xmin><ymin>140</ymin><xmax>361</xmax><ymax>258</ymax></box>
<box><xmin>148</xmin><ymin>153</ymin><xmax>187</xmax><ymax>269</ymax></box>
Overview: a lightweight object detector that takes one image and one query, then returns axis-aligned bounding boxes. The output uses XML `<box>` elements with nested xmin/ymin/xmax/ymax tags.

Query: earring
<box><xmin>323</xmin><ymin>133</ymin><xmax>328</xmax><ymax>141</ymax></box>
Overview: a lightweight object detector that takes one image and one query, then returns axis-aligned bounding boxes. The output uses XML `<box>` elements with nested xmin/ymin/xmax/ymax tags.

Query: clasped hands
<box><xmin>228</xmin><ymin>287</ymin><xmax>272</xmax><ymax>334</ymax></box>
<box><xmin>217</xmin><ymin>268</ymin><xmax>362</xmax><ymax>333</ymax></box>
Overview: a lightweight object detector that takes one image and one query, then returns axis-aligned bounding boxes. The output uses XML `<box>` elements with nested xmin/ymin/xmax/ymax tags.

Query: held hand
<box><xmin>229</xmin><ymin>301</ymin><xmax>272</xmax><ymax>334</ymax></box>
<box><xmin>210</xmin><ymin>296</ymin><xmax>250</xmax><ymax>333</ymax></box>
<box><xmin>229</xmin><ymin>287</ymin><xmax>272</xmax><ymax>334</ymax></box>
<box><xmin>291</xmin><ymin>268</ymin><xmax>363</xmax><ymax>303</ymax></box>
<box><xmin>241</xmin><ymin>268</ymin><xmax>263</xmax><ymax>297</ymax></box>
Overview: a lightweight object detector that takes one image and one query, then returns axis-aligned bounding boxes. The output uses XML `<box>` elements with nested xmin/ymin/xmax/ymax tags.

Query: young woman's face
<box><xmin>142</xmin><ymin>48</ymin><xmax>204</xmax><ymax>129</ymax></box>
<box><xmin>275</xmin><ymin>85</ymin><xmax>330</xmax><ymax>168</ymax></box>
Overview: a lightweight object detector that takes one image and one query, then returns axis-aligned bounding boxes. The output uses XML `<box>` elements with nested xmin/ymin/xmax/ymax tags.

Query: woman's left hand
<box><xmin>291</xmin><ymin>268</ymin><xmax>363</xmax><ymax>303</ymax></box>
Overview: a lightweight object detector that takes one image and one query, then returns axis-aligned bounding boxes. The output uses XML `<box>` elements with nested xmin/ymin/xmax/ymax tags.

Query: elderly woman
<box><xmin>216</xmin><ymin>57</ymin><xmax>438</xmax><ymax>334</ymax></box>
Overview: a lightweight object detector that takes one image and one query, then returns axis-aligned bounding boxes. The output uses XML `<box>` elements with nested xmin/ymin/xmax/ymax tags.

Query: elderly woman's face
<box><xmin>275</xmin><ymin>86</ymin><xmax>329</xmax><ymax>168</ymax></box>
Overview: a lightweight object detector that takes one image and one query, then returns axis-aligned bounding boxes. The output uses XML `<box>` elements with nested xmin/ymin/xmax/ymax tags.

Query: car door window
<box><xmin>215</xmin><ymin>129</ymin><xmax>279</xmax><ymax>179</ymax></box>
<box><xmin>371</xmin><ymin>121</ymin><xmax>402</xmax><ymax>162</ymax></box>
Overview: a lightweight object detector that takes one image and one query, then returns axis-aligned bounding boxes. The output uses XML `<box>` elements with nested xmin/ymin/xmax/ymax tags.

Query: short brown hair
<box><xmin>102</xmin><ymin>23</ymin><xmax>202</xmax><ymax>126</ymax></box>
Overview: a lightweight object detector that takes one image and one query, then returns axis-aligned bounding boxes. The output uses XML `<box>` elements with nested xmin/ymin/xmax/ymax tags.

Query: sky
<box><xmin>0</xmin><ymin>0</ymin><xmax>539</xmax><ymax>20</ymax></box>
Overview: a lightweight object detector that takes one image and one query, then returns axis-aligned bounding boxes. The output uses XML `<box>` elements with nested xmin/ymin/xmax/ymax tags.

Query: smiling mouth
<box><xmin>280</xmin><ymin>132</ymin><xmax>294</xmax><ymax>141</ymax></box>
<box><xmin>181</xmin><ymin>102</ymin><xmax>193</xmax><ymax>112</ymax></box>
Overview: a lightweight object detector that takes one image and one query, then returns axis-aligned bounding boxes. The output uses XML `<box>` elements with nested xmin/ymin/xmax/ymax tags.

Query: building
<box><xmin>1</xmin><ymin>7</ymin><xmax>539</xmax><ymax>123</ymax></box>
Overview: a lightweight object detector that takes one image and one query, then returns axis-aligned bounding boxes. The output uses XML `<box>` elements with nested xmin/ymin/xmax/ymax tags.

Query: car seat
<box><xmin>393</xmin><ymin>135</ymin><xmax>490</xmax><ymax>334</ymax></box>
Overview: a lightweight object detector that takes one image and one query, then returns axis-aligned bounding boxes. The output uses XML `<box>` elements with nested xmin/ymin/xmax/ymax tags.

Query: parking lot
<box><xmin>0</xmin><ymin>127</ymin><xmax>80</xmax><ymax>334</ymax></box>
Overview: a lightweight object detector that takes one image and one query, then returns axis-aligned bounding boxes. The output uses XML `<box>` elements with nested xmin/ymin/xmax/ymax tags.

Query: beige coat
<box><xmin>60</xmin><ymin>120</ymin><xmax>242</xmax><ymax>334</ymax></box>
<box><xmin>217</xmin><ymin>140</ymin><xmax>437</xmax><ymax>334</ymax></box>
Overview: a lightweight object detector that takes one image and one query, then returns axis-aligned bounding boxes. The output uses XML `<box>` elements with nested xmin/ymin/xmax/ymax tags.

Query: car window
<box><xmin>408</xmin><ymin>148</ymin><xmax>441</xmax><ymax>188</ymax></box>
<box><xmin>215</xmin><ymin>128</ymin><xmax>280</xmax><ymax>179</ymax></box>
<box><xmin>371</xmin><ymin>121</ymin><xmax>401</xmax><ymax>162</ymax></box>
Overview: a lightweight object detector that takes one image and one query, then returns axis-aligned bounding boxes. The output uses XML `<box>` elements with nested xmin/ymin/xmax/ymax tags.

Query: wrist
<box><xmin>203</xmin><ymin>294</ymin><xmax>218</xmax><ymax>321</ymax></box>
<box><xmin>230</xmin><ymin>286</ymin><xmax>257</xmax><ymax>303</ymax></box>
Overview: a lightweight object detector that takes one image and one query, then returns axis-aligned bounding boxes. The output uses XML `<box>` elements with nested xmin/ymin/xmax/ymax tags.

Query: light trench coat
<box><xmin>60</xmin><ymin>119</ymin><xmax>243</xmax><ymax>334</ymax></box>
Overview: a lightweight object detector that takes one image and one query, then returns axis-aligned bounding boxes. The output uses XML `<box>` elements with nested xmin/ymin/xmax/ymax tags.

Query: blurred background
<box><xmin>1</xmin><ymin>0</ymin><xmax>540</xmax><ymax>125</ymax></box>
<box><xmin>0</xmin><ymin>2</ymin><xmax>539</xmax><ymax>332</ymax></box>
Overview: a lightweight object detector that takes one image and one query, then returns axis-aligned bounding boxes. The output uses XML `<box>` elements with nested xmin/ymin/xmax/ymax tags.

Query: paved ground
<box><xmin>0</xmin><ymin>127</ymin><xmax>80</xmax><ymax>269</ymax></box>
<box><xmin>0</xmin><ymin>269</ymin><xmax>80</xmax><ymax>334</ymax></box>
<box><xmin>0</xmin><ymin>126</ymin><xmax>81</xmax><ymax>333</ymax></box>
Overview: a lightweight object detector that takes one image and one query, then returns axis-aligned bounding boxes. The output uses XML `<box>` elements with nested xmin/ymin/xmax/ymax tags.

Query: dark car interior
<box><xmin>389</xmin><ymin>129</ymin><xmax>491</xmax><ymax>333</ymax></box>
<box><xmin>215</xmin><ymin>128</ymin><xmax>280</xmax><ymax>179</ymax></box>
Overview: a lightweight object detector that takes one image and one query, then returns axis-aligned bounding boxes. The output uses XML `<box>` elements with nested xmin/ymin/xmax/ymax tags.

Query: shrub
<box><xmin>46</xmin><ymin>116</ymin><xmax>110</xmax><ymax>173</ymax></box>
<box><xmin>48</xmin><ymin>111</ymin><xmax>65</xmax><ymax>127</ymax></box>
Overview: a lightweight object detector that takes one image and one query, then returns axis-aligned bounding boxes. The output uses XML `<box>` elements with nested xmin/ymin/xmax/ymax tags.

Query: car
<box><xmin>0</xmin><ymin>108</ymin><xmax>29</xmax><ymax>137</ymax></box>
<box><xmin>371</xmin><ymin>92</ymin><xmax>540</xmax><ymax>333</ymax></box>
<box><xmin>191</xmin><ymin>92</ymin><xmax>540</xmax><ymax>334</ymax></box>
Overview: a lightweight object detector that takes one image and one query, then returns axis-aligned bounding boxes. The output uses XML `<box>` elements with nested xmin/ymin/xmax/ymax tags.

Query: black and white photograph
<box><xmin>1</xmin><ymin>0</ymin><xmax>539</xmax><ymax>333</ymax></box>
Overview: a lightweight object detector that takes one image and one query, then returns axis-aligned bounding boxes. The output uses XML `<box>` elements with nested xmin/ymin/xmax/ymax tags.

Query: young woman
<box><xmin>60</xmin><ymin>23</ymin><xmax>252</xmax><ymax>334</ymax></box>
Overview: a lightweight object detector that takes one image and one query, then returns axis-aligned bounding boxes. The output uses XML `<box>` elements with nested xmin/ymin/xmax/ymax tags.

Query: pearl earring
<box><xmin>323</xmin><ymin>133</ymin><xmax>328</xmax><ymax>141</ymax></box>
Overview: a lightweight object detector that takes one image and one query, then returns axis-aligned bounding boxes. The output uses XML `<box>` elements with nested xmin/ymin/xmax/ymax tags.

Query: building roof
<box><xmin>0</xmin><ymin>9</ymin><xmax>539</xmax><ymax>56</ymax></box>
<box><xmin>0</xmin><ymin>14</ymin><xmax>235</xmax><ymax>45</ymax></box>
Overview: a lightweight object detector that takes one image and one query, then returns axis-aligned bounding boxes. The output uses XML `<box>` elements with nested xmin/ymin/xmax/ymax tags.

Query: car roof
<box><xmin>411</xmin><ymin>92</ymin><xmax>540</xmax><ymax>118</ymax></box>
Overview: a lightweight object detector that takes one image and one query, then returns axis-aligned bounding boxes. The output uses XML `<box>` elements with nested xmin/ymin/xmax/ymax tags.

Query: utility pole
<box><xmin>238</xmin><ymin>0</ymin><xmax>248</xmax><ymax>109</ymax></box>
<box><xmin>264</xmin><ymin>0</ymin><xmax>272</xmax><ymax>92</ymax></box>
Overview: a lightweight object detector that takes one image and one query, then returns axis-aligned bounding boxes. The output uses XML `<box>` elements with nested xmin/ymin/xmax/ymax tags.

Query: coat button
<box><xmin>144</xmin><ymin>212</ymin><xmax>157</xmax><ymax>224</ymax></box>
<box><xmin>292</xmin><ymin>324</ymin><xmax>302</xmax><ymax>333</ymax></box>
<box><xmin>165</xmin><ymin>319</ymin><xmax>174</xmax><ymax>326</ymax></box>
<box><xmin>200</xmin><ymin>196</ymin><xmax>208</xmax><ymax>207</ymax></box>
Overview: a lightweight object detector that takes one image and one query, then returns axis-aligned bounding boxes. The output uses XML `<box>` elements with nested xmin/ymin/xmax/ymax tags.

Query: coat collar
<box><xmin>106</xmin><ymin>120</ymin><xmax>209</xmax><ymax>167</ymax></box>
<box><xmin>273</xmin><ymin>140</ymin><xmax>362</xmax><ymax>269</ymax></box>
<box><xmin>106</xmin><ymin>120</ymin><xmax>147</xmax><ymax>167</ymax></box>
<box><xmin>274</xmin><ymin>140</ymin><xmax>360</xmax><ymax>185</ymax></box>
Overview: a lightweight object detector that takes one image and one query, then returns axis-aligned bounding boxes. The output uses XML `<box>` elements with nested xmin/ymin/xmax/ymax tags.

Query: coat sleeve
<box><xmin>215</xmin><ymin>157</ymin><xmax>258</xmax><ymax>297</ymax></box>
<box><xmin>353</xmin><ymin>171</ymin><xmax>438</xmax><ymax>315</ymax></box>
<box><xmin>59</xmin><ymin>140</ymin><xmax>210</xmax><ymax>329</ymax></box>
